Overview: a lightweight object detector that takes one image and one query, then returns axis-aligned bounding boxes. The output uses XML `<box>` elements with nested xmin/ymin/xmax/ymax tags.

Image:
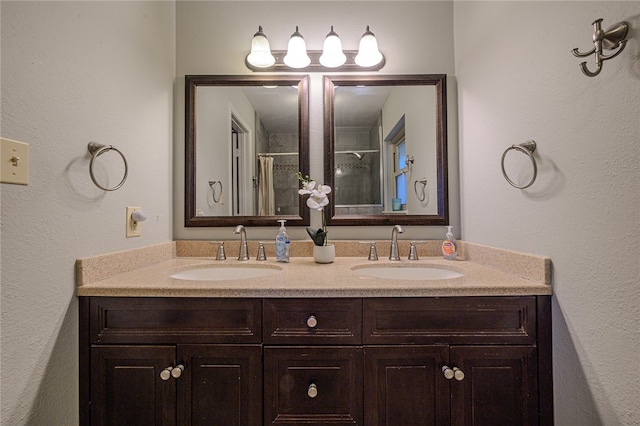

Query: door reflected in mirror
<box><xmin>185</xmin><ymin>75</ymin><xmax>310</xmax><ymax>227</ymax></box>
<box><xmin>324</xmin><ymin>75</ymin><xmax>449</xmax><ymax>226</ymax></box>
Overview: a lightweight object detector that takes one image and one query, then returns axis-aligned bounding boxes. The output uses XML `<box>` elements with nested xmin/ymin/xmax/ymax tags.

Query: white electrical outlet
<box><xmin>126</xmin><ymin>206</ymin><xmax>142</xmax><ymax>238</ymax></box>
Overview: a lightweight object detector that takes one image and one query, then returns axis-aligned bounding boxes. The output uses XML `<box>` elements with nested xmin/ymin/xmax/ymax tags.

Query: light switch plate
<box><xmin>126</xmin><ymin>206</ymin><xmax>142</xmax><ymax>238</ymax></box>
<box><xmin>1</xmin><ymin>138</ymin><xmax>29</xmax><ymax>185</ymax></box>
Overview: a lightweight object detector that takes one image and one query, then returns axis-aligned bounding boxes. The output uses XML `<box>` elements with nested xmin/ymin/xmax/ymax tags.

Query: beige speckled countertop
<box><xmin>76</xmin><ymin>240</ymin><xmax>552</xmax><ymax>298</ymax></box>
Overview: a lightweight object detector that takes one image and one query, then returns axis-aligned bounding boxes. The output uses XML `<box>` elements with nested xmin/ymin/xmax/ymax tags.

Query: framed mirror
<box><xmin>323</xmin><ymin>74</ymin><xmax>448</xmax><ymax>226</ymax></box>
<box><xmin>185</xmin><ymin>75</ymin><xmax>310</xmax><ymax>227</ymax></box>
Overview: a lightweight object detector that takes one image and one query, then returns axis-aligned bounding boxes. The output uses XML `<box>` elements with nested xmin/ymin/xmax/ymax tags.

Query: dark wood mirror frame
<box><xmin>323</xmin><ymin>74</ymin><xmax>449</xmax><ymax>226</ymax></box>
<box><xmin>185</xmin><ymin>75</ymin><xmax>310</xmax><ymax>227</ymax></box>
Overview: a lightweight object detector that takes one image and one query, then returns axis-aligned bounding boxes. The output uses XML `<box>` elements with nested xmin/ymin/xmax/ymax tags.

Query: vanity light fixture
<box><xmin>245</xmin><ymin>25</ymin><xmax>385</xmax><ymax>72</ymax></box>
<box><xmin>246</xmin><ymin>26</ymin><xmax>276</xmax><ymax>68</ymax></box>
<box><xmin>319</xmin><ymin>26</ymin><xmax>347</xmax><ymax>68</ymax></box>
<box><xmin>355</xmin><ymin>26</ymin><xmax>383</xmax><ymax>67</ymax></box>
<box><xmin>283</xmin><ymin>26</ymin><xmax>311</xmax><ymax>68</ymax></box>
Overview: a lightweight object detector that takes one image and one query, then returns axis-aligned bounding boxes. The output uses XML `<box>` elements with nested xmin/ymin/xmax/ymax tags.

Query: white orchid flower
<box><xmin>296</xmin><ymin>172</ymin><xmax>332</xmax><ymax>245</ymax></box>
<box><xmin>306</xmin><ymin>193</ymin><xmax>329</xmax><ymax>211</ymax></box>
<box><xmin>298</xmin><ymin>180</ymin><xmax>316</xmax><ymax>195</ymax></box>
<box><xmin>304</xmin><ymin>184</ymin><xmax>331</xmax><ymax>211</ymax></box>
<box><xmin>314</xmin><ymin>184</ymin><xmax>332</xmax><ymax>196</ymax></box>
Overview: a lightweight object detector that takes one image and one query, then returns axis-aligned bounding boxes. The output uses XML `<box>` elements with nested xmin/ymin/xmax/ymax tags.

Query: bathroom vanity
<box><xmin>77</xmin><ymin>241</ymin><xmax>553</xmax><ymax>425</ymax></box>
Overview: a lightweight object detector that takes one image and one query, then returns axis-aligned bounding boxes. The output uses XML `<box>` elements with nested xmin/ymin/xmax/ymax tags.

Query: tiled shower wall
<box><xmin>334</xmin><ymin>125</ymin><xmax>382</xmax><ymax>214</ymax></box>
<box><xmin>256</xmin><ymin>119</ymin><xmax>299</xmax><ymax>216</ymax></box>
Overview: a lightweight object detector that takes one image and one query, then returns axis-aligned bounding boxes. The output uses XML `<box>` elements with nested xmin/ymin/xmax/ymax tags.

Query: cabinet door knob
<box><xmin>307</xmin><ymin>382</ymin><xmax>318</xmax><ymax>398</ymax></box>
<box><xmin>306</xmin><ymin>315</ymin><xmax>318</xmax><ymax>329</ymax></box>
<box><xmin>453</xmin><ymin>367</ymin><xmax>465</xmax><ymax>381</ymax></box>
<box><xmin>171</xmin><ymin>364</ymin><xmax>185</xmax><ymax>379</ymax></box>
<box><xmin>160</xmin><ymin>367</ymin><xmax>172</xmax><ymax>381</ymax></box>
<box><xmin>442</xmin><ymin>365</ymin><xmax>454</xmax><ymax>380</ymax></box>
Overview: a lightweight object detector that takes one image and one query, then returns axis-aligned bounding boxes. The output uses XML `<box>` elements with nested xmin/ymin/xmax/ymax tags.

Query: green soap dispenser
<box><xmin>442</xmin><ymin>226</ymin><xmax>458</xmax><ymax>260</ymax></box>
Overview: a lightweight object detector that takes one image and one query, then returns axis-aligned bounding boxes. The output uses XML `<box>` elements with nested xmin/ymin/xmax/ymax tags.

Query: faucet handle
<box><xmin>256</xmin><ymin>242</ymin><xmax>267</xmax><ymax>261</ymax></box>
<box><xmin>211</xmin><ymin>241</ymin><xmax>226</xmax><ymax>260</ymax></box>
<box><xmin>408</xmin><ymin>240</ymin><xmax>428</xmax><ymax>261</ymax></box>
<box><xmin>359</xmin><ymin>241</ymin><xmax>378</xmax><ymax>261</ymax></box>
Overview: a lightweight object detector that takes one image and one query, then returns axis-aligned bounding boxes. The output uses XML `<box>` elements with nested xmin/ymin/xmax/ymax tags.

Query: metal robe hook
<box><xmin>571</xmin><ymin>19</ymin><xmax>629</xmax><ymax>77</ymax></box>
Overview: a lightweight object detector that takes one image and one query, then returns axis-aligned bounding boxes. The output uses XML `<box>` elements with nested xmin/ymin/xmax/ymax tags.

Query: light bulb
<box><xmin>355</xmin><ymin>26</ymin><xmax>383</xmax><ymax>67</ymax></box>
<box><xmin>283</xmin><ymin>26</ymin><xmax>310</xmax><ymax>68</ymax></box>
<box><xmin>246</xmin><ymin>26</ymin><xmax>275</xmax><ymax>68</ymax></box>
<box><xmin>319</xmin><ymin>26</ymin><xmax>346</xmax><ymax>68</ymax></box>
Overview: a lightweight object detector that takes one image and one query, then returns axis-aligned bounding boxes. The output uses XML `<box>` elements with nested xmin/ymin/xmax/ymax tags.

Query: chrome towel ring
<box><xmin>414</xmin><ymin>178</ymin><xmax>428</xmax><ymax>202</ymax></box>
<box><xmin>501</xmin><ymin>140</ymin><xmax>537</xmax><ymax>189</ymax></box>
<box><xmin>209</xmin><ymin>180</ymin><xmax>223</xmax><ymax>203</ymax></box>
<box><xmin>87</xmin><ymin>141</ymin><xmax>128</xmax><ymax>191</ymax></box>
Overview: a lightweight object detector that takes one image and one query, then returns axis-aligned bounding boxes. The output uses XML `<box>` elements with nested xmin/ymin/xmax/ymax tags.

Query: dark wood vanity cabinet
<box><xmin>363</xmin><ymin>297</ymin><xmax>548</xmax><ymax>426</ymax></box>
<box><xmin>80</xmin><ymin>295</ymin><xmax>552</xmax><ymax>426</ymax></box>
<box><xmin>80</xmin><ymin>297</ymin><xmax>263</xmax><ymax>426</ymax></box>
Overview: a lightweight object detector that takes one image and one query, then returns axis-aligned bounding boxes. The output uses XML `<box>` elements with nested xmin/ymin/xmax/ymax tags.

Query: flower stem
<box><xmin>322</xmin><ymin>209</ymin><xmax>327</xmax><ymax>246</ymax></box>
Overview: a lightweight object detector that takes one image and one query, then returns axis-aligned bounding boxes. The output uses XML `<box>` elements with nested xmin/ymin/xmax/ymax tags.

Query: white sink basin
<box><xmin>352</xmin><ymin>264</ymin><xmax>463</xmax><ymax>280</ymax></box>
<box><xmin>170</xmin><ymin>265</ymin><xmax>282</xmax><ymax>281</ymax></box>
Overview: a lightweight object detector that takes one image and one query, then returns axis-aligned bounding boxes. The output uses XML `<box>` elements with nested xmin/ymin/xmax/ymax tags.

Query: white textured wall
<box><xmin>454</xmin><ymin>2</ymin><xmax>639</xmax><ymax>424</ymax></box>
<box><xmin>0</xmin><ymin>2</ymin><xmax>175</xmax><ymax>423</ymax></box>
<box><xmin>174</xmin><ymin>1</ymin><xmax>459</xmax><ymax>241</ymax></box>
<box><xmin>196</xmin><ymin>87</ymin><xmax>256</xmax><ymax>216</ymax></box>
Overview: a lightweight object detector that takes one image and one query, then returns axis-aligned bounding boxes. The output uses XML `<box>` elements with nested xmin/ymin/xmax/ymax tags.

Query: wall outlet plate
<box><xmin>126</xmin><ymin>206</ymin><xmax>142</xmax><ymax>238</ymax></box>
<box><xmin>1</xmin><ymin>138</ymin><xmax>29</xmax><ymax>185</ymax></box>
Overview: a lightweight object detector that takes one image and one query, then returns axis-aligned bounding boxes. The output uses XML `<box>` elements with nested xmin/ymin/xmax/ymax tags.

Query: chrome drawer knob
<box><xmin>442</xmin><ymin>365</ymin><xmax>454</xmax><ymax>380</ymax></box>
<box><xmin>307</xmin><ymin>383</ymin><xmax>318</xmax><ymax>398</ymax></box>
<box><xmin>306</xmin><ymin>315</ymin><xmax>318</xmax><ymax>329</ymax></box>
<box><xmin>160</xmin><ymin>367</ymin><xmax>172</xmax><ymax>381</ymax></box>
<box><xmin>453</xmin><ymin>367</ymin><xmax>465</xmax><ymax>381</ymax></box>
<box><xmin>171</xmin><ymin>364</ymin><xmax>185</xmax><ymax>379</ymax></box>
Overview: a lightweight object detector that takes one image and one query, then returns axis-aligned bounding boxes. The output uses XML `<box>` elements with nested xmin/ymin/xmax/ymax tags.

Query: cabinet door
<box><xmin>264</xmin><ymin>346</ymin><xmax>363</xmax><ymax>425</ymax></box>
<box><xmin>450</xmin><ymin>346</ymin><xmax>538</xmax><ymax>426</ymax></box>
<box><xmin>91</xmin><ymin>345</ymin><xmax>176</xmax><ymax>426</ymax></box>
<box><xmin>178</xmin><ymin>345</ymin><xmax>262</xmax><ymax>426</ymax></box>
<box><xmin>364</xmin><ymin>345</ymin><xmax>450</xmax><ymax>426</ymax></box>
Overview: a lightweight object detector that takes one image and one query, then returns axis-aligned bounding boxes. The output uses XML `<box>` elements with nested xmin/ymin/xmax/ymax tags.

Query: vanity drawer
<box><xmin>364</xmin><ymin>296</ymin><xmax>537</xmax><ymax>345</ymax></box>
<box><xmin>263</xmin><ymin>298</ymin><xmax>362</xmax><ymax>345</ymax></box>
<box><xmin>89</xmin><ymin>297</ymin><xmax>262</xmax><ymax>344</ymax></box>
<box><xmin>264</xmin><ymin>346</ymin><xmax>363</xmax><ymax>425</ymax></box>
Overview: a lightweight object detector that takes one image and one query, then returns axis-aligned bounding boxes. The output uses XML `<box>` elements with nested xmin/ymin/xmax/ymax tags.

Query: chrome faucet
<box><xmin>234</xmin><ymin>225</ymin><xmax>249</xmax><ymax>260</ymax></box>
<box><xmin>389</xmin><ymin>225</ymin><xmax>404</xmax><ymax>260</ymax></box>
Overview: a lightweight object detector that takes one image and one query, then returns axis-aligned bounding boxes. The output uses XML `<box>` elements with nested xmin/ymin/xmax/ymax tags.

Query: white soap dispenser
<box><xmin>442</xmin><ymin>225</ymin><xmax>458</xmax><ymax>260</ymax></box>
<box><xmin>275</xmin><ymin>220</ymin><xmax>290</xmax><ymax>263</ymax></box>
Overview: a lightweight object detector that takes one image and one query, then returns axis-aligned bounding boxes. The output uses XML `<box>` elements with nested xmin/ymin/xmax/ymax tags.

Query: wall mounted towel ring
<box><xmin>87</xmin><ymin>142</ymin><xmax>128</xmax><ymax>191</ymax></box>
<box><xmin>501</xmin><ymin>140</ymin><xmax>537</xmax><ymax>189</ymax></box>
<box><xmin>571</xmin><ymin>18</ymin><xmax>629</xmax><ymax>77</ymax></box>
<box><xmin>209</xmin><ymin>180</ymin><xmax>223</xmax><ymax>203</ymax></box>
<box><xmin>414</xmin><ymin>178</ymin><xmax>428</xmax><ymax>202</ymax></box>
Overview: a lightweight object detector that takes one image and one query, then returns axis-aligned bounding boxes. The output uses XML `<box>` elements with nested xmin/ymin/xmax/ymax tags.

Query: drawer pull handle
<box><xmin>307</xmin><ymin>382</ymin><xmax>318</xmax><ymax>398</ymax></box>
<box><xmin>453</xmin><ymin>367</ymin><xmax>465</xmax><ymax>381</ymax></box>
<box><xmin>160</xmin><ymin>367</ymin><xmax>172</xmax><ymax>381</ymax></box>
<box><xmin>171</xmin><ymin>364</ymin><xmax>185</xmax><ymax>379</ymax></box>
<box><xmin>306</xmin><ymin>315</ymin><xmax>318</xmax><ymax>329</ymax></box>
<box><xmin>442</xmin><ymin>365</ymin><xmax>454</xmax><ymax>380</ymax></box>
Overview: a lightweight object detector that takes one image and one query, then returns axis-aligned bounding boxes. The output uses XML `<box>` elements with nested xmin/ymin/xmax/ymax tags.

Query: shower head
<box><xmin>350</xmin><ymin>152</ymin><xmax>364</xmax><ymax>160</ymax></box>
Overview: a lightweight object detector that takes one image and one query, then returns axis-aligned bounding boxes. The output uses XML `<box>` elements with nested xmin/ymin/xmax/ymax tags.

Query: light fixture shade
<box><xmin>283</xmin><ymin>26</ymin><xmax>311</xmax><ymax>68</ymax></box>
<box><xmin>355</xmin><ymin>26</ymin><xmax>383</xmax><ymax>67</ymax></box>
<box><xmin>319</xmin><ymin>26</ymin><xmax>346</xmax><ymax>68</ymax></box>
<box><xmin>246</xmin><ymin>26</ymin><xmax>275</xmax><ymax>68</ymax></box>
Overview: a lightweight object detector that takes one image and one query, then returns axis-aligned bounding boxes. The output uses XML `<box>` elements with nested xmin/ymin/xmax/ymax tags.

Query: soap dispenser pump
<box><xmin>442</xmin><ymin>225</ymin><xmax>458</xmax><ymax>260</ymax></box>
